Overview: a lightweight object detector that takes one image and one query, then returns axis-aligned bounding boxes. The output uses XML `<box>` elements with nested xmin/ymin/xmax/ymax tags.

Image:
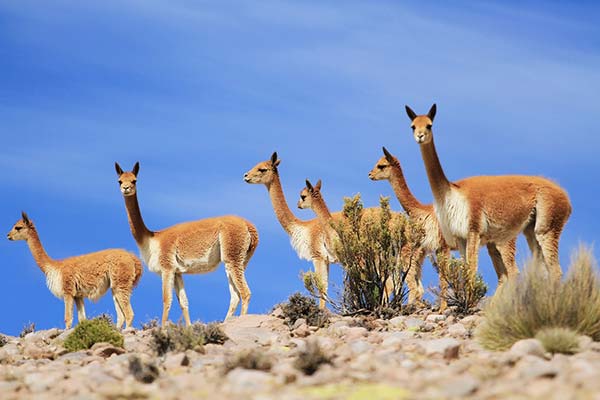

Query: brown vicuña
<box><xmin>7</xmin><ymin>212</ymin><xmax>142</xmax><ymax>329</ymax></box>
<box><xmin>406</xmin><ymin>103</ymin><xmax>571</xmax><ymax>281</ymax></box>
<box><xmin>116</xmin><ymin>162</ymin><xmax>258</xmax><ymax>326</ymax></box>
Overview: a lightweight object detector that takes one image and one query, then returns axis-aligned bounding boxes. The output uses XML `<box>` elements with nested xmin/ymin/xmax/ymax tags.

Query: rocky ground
<box><xmin>2</xmin><ymin>308</ymin><xmax>600</xmax><ymax>400</ymax></box>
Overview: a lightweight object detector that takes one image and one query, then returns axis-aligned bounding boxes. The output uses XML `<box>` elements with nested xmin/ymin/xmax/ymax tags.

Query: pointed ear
<box><xmin>132</xmin><ymin>162</ymin><xmax>140</xmax><ymax>177</ymax></box>
<box><xmin>315</xmin><ymin>179</ymin><xmax>322</xmax><ymax>191</ymax></box>
<box><xmin>382</xmin><ymin>146</ymin><xmax>394</xmax><ymax>162</ymax></box>
<box><xmin>115</xmin><ymin>162</ymin><xmax>124</xmax><ymax>176</ymax></box>
<box><xmin>271</xmin><ymin>152</ymin><xmax>281</xmax><ymax>167</ymax></box>
<box><xmin>428</xmin><ymin>103</ymin><xmax>437</xmax><ymax>122</ymax></box>
<box><xmin>405</xmin><ymin>105</ymin><xmax>418</xmax><ymax>121</ymax></box>
<box><xmin>21</xmin><ymin>211</ymin><xmax>30</xmax><ymax>225</ymax></box>
<box><xmin>305</xmin><ymin>179</ymin><xmax>314</xmax><ymax>192</ymax></box>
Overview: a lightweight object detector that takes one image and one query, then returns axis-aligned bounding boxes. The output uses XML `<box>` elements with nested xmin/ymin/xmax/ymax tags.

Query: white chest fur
<box><xmin>289</xmin><ymin>225</ymin><xmax>314</xmax><ymax>261</ymax></box>
<box><xmin>434</xmin><ymin>189</ymin><xmax>470</xmax><ymax>243</ymax></box>
<box><xmin>140</xmin><ymin>238</ymin><xmax>163</xmax><ymax>274</ymax></box>
<box><xmin>46</xmin><ymin>268</ymin><xmax>63</xmax><ymax>298</ymax></box>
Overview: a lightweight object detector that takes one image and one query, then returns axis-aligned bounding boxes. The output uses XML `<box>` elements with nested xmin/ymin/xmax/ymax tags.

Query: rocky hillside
<box><xmin>1</xmin><ymin>309</ymin><xmax>600</xmax><ymax>400</ymax></box>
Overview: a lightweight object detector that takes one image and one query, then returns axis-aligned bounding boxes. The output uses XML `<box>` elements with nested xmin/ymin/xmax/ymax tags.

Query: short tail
<box><xmin>132</xmin><ymin>257</ymin><xmax>143</xmax><ymax>287</ymax></box>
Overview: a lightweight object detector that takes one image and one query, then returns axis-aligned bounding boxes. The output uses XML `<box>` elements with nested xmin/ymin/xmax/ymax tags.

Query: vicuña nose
<box><xmin>244</xmin><ymin>173</ymin><xmax>248</xmax><ymax>178</ymax></box>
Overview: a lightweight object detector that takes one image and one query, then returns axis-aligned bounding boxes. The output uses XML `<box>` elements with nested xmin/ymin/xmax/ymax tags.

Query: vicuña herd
<box><xmin>7</xmin><ymin>104</ymin><xmax>571</xmax><ymax>329</ymax></box>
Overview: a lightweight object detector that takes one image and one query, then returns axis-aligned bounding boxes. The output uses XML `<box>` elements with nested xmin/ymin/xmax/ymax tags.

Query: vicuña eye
<box><xmin>15</xmin><ymin>226</ymin><xmax>22</xmax><ymax>231</ymax></box>
<box><xmin>411</xmin><ymin>126</ymin><xmax>416</xmax><ymax>130</ymax></box>
<box><xmin>426</xmin><ymin>124</ymin><xmax>432</xmax><ymax>130</ymax></box>
<box><xmin>132</xmin><ymin>180</ymin><xmax>137</xmax><ymax>184</ymax></box>
<box><xmin>377</xmin><ymin>165</ymin><xmax>385</xmax><ymax>170</ymax></box>
<box><xmin>118</xmin><ymin>180</ymin><xmax>123</xmax><ymax>184</ymax></box>
<box><xmin>258</xmin><ymin>168</ymin><xmax>267</xmax><ymax>173</ymax></box>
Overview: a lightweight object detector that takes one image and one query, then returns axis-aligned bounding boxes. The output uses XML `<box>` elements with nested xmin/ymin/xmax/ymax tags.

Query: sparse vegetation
<box><xmin>129</xmin><ymin>355</ymin><xmax>160</xmax><ymax>383</ymax></box>
<box><xmin>141</xmin><ymin>318</ymin><xmax>159</xmax><ymax>331</ymax></box>
<box><xmin>431</xmin><ymin>252</ymin><xmax>487</xmax><ymax>315</ymax></box>
<box><xmin>294</xmin><ymin>340</ymin><xmax>332</xmax><ymax>375</ymax></box>
<box><xmin>63</xmin><ymin>317</ymin><xmax>123</xmax><ymax>352</ymax></box>
<box><xmin>304</xmin><ymin>195</ymin><xmax>423</xmax><ymax>318</ymax></box>
<box><xmin>150</xmin><ymin>323</ymin><xmax>228</xmax><ymax>356</ymax></box>
<box><xmin>223</xmin><ymin>348</ymin><xmax>273</xmax><ymax>373</ymax></box>
<box><xmin>19</xmin><ymin>322</ymin><xmax>35</xmax><ymax>338</ymax></box>
<box><xmin>477</xmin><ymin>246</ymin><xmax>600</xmax><ymax>351</ymax></box>
<box><xmin>279</xmin><ymin>293</ymin><xmax>329</xmax><ymax>328</ymax></box>
<box><xmin>535</xmin><ymin>327</ymin><xmax>580</xmax><ymax>355</ymax></box>
<box><xmin>96</xmin><ymin>313</ymin><xmax>113</xmax><ymax>325</ymax></box>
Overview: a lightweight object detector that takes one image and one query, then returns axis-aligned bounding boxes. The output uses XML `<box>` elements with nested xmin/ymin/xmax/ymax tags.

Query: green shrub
<box><xmin>305</xmin><ymin>195</ymin><xmax>422</xmax><ymax>318</ymax></box>
<box><xmin>431</xmin><ymin>252</ymin><xmax>487</xmax><ymax>315</ymax></box>
<box><xmin>19</xmin><ymin>322</ymin><xmax>35</xmax><ymax>338</ymax></box>
<box><xmin>476</xmin><ymin>245</ymin><xmax>600</xmax><ymax>351</ymax></box>
<box><xmin>279</xmin><ymin>293</ymin><xmax>329</xmax><ymax>328</ymax></box>
<box><xmin>223</xmin><ymin>348</ymin><xmax>272</xmax><ymax>373</ymax></box>
<box><xmin>294</xmin><ymin>340</ymin><xmax>332</xmax><ymax>375</ymax></box>
<box><xmin>150</xmin><ymin>323</ymin><xmax>228</xmax><ymax>356</ymax></box>
<box><xmin>63</xmin><ymin>318</ymin><xmax>123</xmax><ymax>352</ymax></box>
<box><xmin>535</xmin><ymin>327</ymin><xmax>580</xmax><ymax>355</ymax></box>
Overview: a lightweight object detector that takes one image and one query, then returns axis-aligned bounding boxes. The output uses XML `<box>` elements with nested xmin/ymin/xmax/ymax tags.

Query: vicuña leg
<box><xmin>313</xmin><ymin>258</ymin><xmax>329</xmax><ymax>309</ymax></box>
<box><xmin>114</xmin><ymin>290</ymin><xmax>134</xmax><ymax>329</ymax></box>
<box><xmin>174</xmin><ymin>273</ymin><xmax>192</xmax><ymax>326</ymax></box>
<box><xmin>536</xmin><ymin>230</ymin><xmax>562</xmax><ymax>279</ymax></box>
<box><xmin>466</xmin><ymin>231</ymin><xmax>481</xmax><ymax>281</ymax></box>
<box><xmin>496</xmin><ymin>239</ymin><xmax>518</xmax><ymax>279</ymax></box>
<box><xmin>112</xmin><ymin>292</ymin><xmax>126</xmax><ymax>329</ymax></box>
<box><xmin>225</xmin><ymin>262</ymin><xmax>251</xmax><ymax>318</ymax></box>
<box><xmin>161</xmin><ymin>270</ymin><xmax>175</xmax><ymax>326</ymax></box>
<box><xmin>435</xmin><ymin>247</ymin><xmax>451</xmax><ymax>312</ymax></box>
<box><xmin>64</xmin><ymin>295</ymin><xmax>74</xmax><ymax>329</ymax></box>
<box><xmin>225</xmin><ymin>268</ymin><xmax>241</xmax><ymax>319</ymax></box>
<box><xmin>524</xmin><ymin>224</ymin><xmax>543</xmax><ymax>265</ymax></box>
<box><xmin>74</xmin><ymin>297</ymin><xmax>87</xmax><ymax>323</ymax></box>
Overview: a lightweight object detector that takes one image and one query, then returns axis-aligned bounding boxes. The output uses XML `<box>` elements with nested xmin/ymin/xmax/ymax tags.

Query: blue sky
<box><xmin>1</xmin><ymin>1</ymin><xmax>598</xmax><ymax>335</ymax></box>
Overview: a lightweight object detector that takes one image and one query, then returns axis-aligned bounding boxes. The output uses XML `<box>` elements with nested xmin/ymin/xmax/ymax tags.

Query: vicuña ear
<box><xmin>405</xmin><ymin>105</ymin><xmax>418</xmax><ymax>121</ymax></box>
<box><xmin>305</xmin><ymin>179</ymin><xmax>314</xmax><ymax>192</ymax></box>
<box><xmin>382</xmin><ymin>146</ymin><xmax>394</xmax><ymax>162</ymax></box>
<box><xmin>132</xmin><ymin>162</ymin><xmax>140</xmax><ymax>177</ymax></box>
<box><xmin>428</xmin><ymin>103</ymin><xmax>437</xmax><ymax>122</ymax></box>
<box><xmin>21</xmin><ymin>211</ymin><xmax>30</xmax><ymax>225</ymax></box>
<box><xmin>115</xmin><ymin>162</ymin><xmax>124</xmax><ymax>176</ymax></box>
<box><xmin>271</xmin><ymin>152</ymin><xmax>281</xmax><ymax>167</ymax></box>
<box><xmin>315</xmin><ymin>179</ymin><xmax>322</xmax><ymax>191</ymax></box>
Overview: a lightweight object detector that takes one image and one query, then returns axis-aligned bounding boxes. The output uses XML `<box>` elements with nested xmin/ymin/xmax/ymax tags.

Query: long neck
<box><xmin>124</xmin><ymin>193</ymin><xmax>154</xmax><ymax>245</ymax></box>
<box><xmin>25</xmin><ymin>228</ymin><xmax>53</xmax><ymax>274</ymax></box>
<box><xmin>419</xmin><ymin>136</ymin><xmax>452</xmax><ymax>203</ymax></box>
<box><xmin>311</xmin><ymin>194</ymin><xmax>333</xmax><ymax>223</ymax></box>
<box><xmin>266</xmin><ymin>174</ymin><xmax>301</xmax><ymax>234</ymax></box>
<box><xmin>388</xmin><ymin>163</ymin><xmax>426</xmax><ymax>216</ymax></box>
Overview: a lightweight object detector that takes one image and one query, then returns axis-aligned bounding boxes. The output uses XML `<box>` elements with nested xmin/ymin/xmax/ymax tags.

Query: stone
<box><xmin>292</xmin><ymin>318</ymin><xmax>307</xmax><ymax>330</ymax></box>
<box><xmin>292</xmin><ymin>324</ymin><xmax>311</xmax><ymax>338</ymax></box>
<box><xmin>516</xmin><ymin>357</ymin><xmax>560</xmax><ymax>380</ymax></box>
<box><xmin>129</xmin><ymin>355</ymin><xmax>159</xmax><ymax>384</ymax></box>
<box><xmin>0</xmin><ymin>343</ymin><xmax>21</xmax><ymax>362</ymax></box>
<box><xmin>420</xmin><ymin>338</ymin><xmax>461</xmax><ymax>359</ymax></box>
<box><xmin>225</xmin><ymin>368</ymin><xmax>273</xmax><ymax>393</ymax></box>
<box><xmin>578</xmin><ymin>335</ymin><xmax>593</xmax><ymax>352</ymax></box>
<box><xmin>447</xmin><ymin>323</ymin><xmax>468</xmax><ymax>338</ymax></box>
<box><xmin>388</xmin><ymin>316</ymin><xmax>406</xmax><ymax>329</ymax></box>
<box><xmin>441</xmin><ymin>375</ymin><xmax>480</xmax><ymax>398</ymax></box>
<box><xmin>426</xmin><ymin>314</ymin><xmax>446</xmax><ymax>323</ymax></box>
<box><xmin>508</xmin><ymin>339</ymin><xmax>547</xmax><ymax>362</ymax></box>
<box><xmin>23</xmin><ymin>342</ymin><xmax>55</xmax><ymax>360</ymax></box>
<box><xmin>382</xmin><ymin>331</ymin><xmax>415</xmax><ymax>348</ymax></box>
<box><xmin>164</xmin><ymin>352</ymin><xmax>190</xmax><ymax>369</ymax></box>
<box><xmin>91</xmin><ymin>342</ymin><xmax>126</xmax><ymax>358</ymax></box>
<box><xmin>349</xmin><ymin>340</ymin><xmax>372</xmax><ymax>355</ymax></box>
<box><xmin>270</xmin><ymin>306</ymin><xmax>284</xmax><ymax>318</ymax></box>
<box><xmin>404</xmin><ymin>318</ymin><xmax>424</xmax><ymax>331</ymax></box>
<box><xmin>421</xmin><ymin>322</ymin><xmax>436</xmax><ymax>332</ymax></box>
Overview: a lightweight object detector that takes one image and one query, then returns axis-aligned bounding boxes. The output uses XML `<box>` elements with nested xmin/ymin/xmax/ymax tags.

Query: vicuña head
<box><xmin>244</xmin><ymin>152</ymin><xmax>280</xmax><ymax>185</ymax></box>
<box><xmin>115</xmin><ymin>162</ymin><xmax>140</xmax><ymax>196</ymax></box>
<box><xmin>297</xmin><ymin>179</ymin><xmax>322</xmax><ymax>210</ymax></box>
<box><xmin>368</xmin><ymin>147</ymin><xmax>400</xmax><ymax>181</ymax></box>
<box><xmin>7</xmin><ymin>211</ymin><xmax>32</xmax><ymax>241</ymax></box>
<box><xmin>406</xmin><ymin>104</ymin><xmax>436</xmax><ymax>144</ymax></box>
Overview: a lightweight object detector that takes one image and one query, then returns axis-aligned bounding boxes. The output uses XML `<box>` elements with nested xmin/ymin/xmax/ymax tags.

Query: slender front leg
<box><xmin>64</xmin><ymin>295</ymin><xmax>74</xmax><ymax>329</ymax></box>
<box><xmin>313</xmin><ymin>258</ymin><xmax>329</xmax><ymax>310</ymax></box>
<box><xmin>74</xmin><ymin>297</ymin><xmax>87</xmax><ymax>323</ymax></box>
<box><xmin>161</xmin><ymin>270</ymin><xmax>175</xmax><ymax>326</ymax></box>
<box><xmin>112</xmin><ymin>292</ymin><xmax>126</xmax><ymax>329</ymax></box>
<box><xmin>466</xmin><ymin>231</ymin><xmax>481</xmax><ymax>282</ymax></box>
<box><xmin>174</xmin><ymin>274</ymin><xmax>192</xmax><ymax>326</ymax></box>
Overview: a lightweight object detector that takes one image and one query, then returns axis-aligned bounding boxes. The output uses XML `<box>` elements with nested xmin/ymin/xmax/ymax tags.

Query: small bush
<box><xmin>535</xmin><ymin>327</ymin><xmax>580</xmax><ymax>355</ymax></box>
<box><xmin>0</xmin><ymin>335</ymin><xmax>7</xmax><ymax>347</ymax></box>
<box><xmin>476</xmin><ymin>246</ymin><xmax>600</xmax><ymax>351</ymax></box>
<box><xmin>223</xmin><ymin>348</ymin><xmax>272</xmax><ymax>373</ymax></box>
<box><xmin>96</xmin><ymin>313</ymin><xmax>113</xmax><ymax>325</ymax></box>
<box><xmin>141</xmin><ymin>318</ymin><xmax>159</xmax><ymax>331</ymax></box>
<box><xmin>19</xmin><ymin>322</ymin><xmax>35</xmax><ymax>338</ymax></box>
<box><xmin>280</xmin><ymin>293</ymin><xmax>329</xmax><ymax>328</ymax></box>
<box><xmin>294</xmin><ymin>340</ymin><xmax>332</xmax><ymax>375</ymax></box>
<box><xmin>63</xmin><ymin>318</ymin><xmax>124</xmax><ymax>352</ymax></box>
<box><xmin>129</xmin><ymin>356</ymin><xmax>159</xmax><ymax>383</ymax></box>
<box><xmin>150</xmin><ymin>323</ymin><xmax>228</xmax><ymax>356</ymax></box>
<box><xmin>305</xmin><ymin>195</ymin><xmax>422</xmax><ymax>318</ymax></box>
<box><xmin>431</xmin><ymin>253</ymin><xmax>487</xmax><ymax>315</ymax></box>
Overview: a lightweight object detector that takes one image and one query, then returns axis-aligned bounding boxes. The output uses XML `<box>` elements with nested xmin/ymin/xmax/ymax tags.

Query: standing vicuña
<box><xmin>116</xmin><ymin>162</ymin><xmax>258</xmax><ymax>325</ymax></box>
<box><xmin>7</xmin><ymin>212</ymin><xmax>142</xmax><ymax>329</ymax></box>
<box><xmin>406</xmin><ymin>104</ymin><xmax>571</xmax><ymax>281</ymax></box>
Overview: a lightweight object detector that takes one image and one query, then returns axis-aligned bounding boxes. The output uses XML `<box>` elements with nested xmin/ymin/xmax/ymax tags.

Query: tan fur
<box><xmin>116</xmin><ymin>162</ymin><xmax>258</xmax><ymax>325</ymax></box>
<box><xmin>406</xmin><ymin>104</ymin><xmax>571</xmax><ymax>281</ymax></box>
<box><xmin>7</xmin><ymin>212</ymin><xmax>141</xmax><ymax>329</ymax></box>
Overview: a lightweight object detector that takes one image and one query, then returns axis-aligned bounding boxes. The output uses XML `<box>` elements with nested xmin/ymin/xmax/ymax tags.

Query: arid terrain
<box><xmin>1</xmin><ymin>308</ymin><xmax>600</xmax><ymax>400</ymax></box>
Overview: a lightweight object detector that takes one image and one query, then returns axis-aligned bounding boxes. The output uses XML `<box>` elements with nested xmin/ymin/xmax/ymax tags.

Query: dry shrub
<box><xmin>223</xmin><ymin>348</ymin><xmax>272</xmax><ymax>373</ymax></box>
<box><xmin>150</xmin><ymin>323</ymin><xmax>228</xmax><ymax>356</ymax></box>
<box><xmin>476</xmin><ymin>245</ymin><xmax>600</xmax><ymax>351</ymax></box>
<box><xmin>141</xmin><ymin>318</ymin><xmax>159</xmax><ymax>331</ymax></box>
<box><xmin>294</xmin><ymin>340</ymin><xmax>332</xmax><ymax>375</ymax></box>
<box><xmin>305</xmin><ymin>195</ymin><xmax>423</xmax><ymax>318</ymax></box>
<box><xmin>431</xmin><ymin>252</ymin><xmax>487</xmax><ymax>315</ymax></box>
<box><xmin>19</xmin><ymin>322</ymin><xmax>35</xmax><ymax>338</ymax></box>
<box><xmin>535</xmin><ymin>327</ymin><xmax>580</xmax><ymax>354</ymax></box>
<box><xmin>279</xmin><ymin>293</ymin><xmax>329</xmax><ymax>328</ymax></box>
